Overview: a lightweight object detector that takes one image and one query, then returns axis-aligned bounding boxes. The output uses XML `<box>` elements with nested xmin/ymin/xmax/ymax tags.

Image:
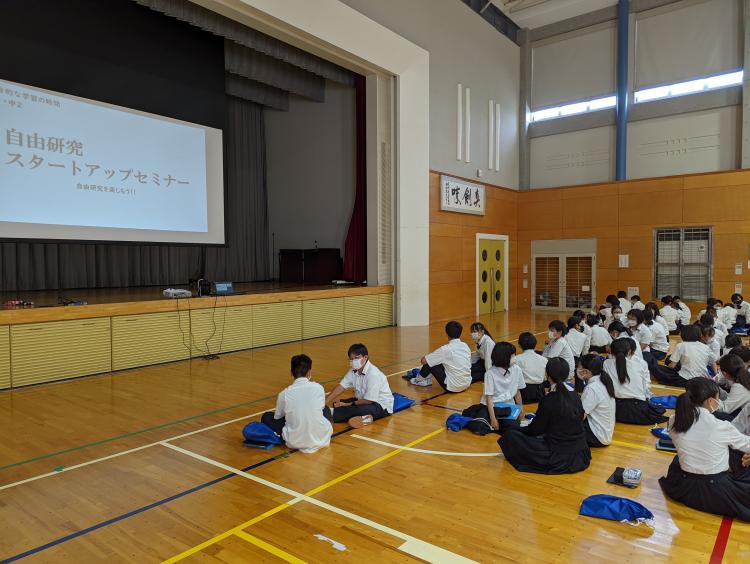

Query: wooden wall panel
<box><xmin>253</xmin><ymin>302</ymin><xmax>302</xmax><ymax>347</ymax></box>
<box><xmin>302</xmin><ymin>298</ymin><xmax>344</xmax><ymax>340</ymax></box>
<box><xmin>112</xmin><ymin>312</ymin><xmax>190</xmax><ymax>371</ymax></box>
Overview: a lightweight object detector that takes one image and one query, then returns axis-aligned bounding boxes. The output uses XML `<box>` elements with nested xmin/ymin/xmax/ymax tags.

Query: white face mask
<box><xmin>548</xmin><ymin>330</ymin><xmax>556</xmax><ymax>340</ymax></box>
<box><xmin>350</xmin><ymin>357</ymin><xmax>364</xmax><ymax>370</ymax></box>
<box><xmin>714</xmin><ymin>305</ymin><xmax>721</xmax><ymax>310</ymax></box>
<box><xmin>707</xmin><ymin>397</ymin><xmax>720</xmax><ymax>413</ymax></box>
<box><xmin>627</xmin><ymin>319</ymin><xmax>637</xmax><ymax>327</ymax></box>
<box><xmin>470</xmin><ymin>332</ymin><xmax>481</xmax><ymax>341</ymax></box>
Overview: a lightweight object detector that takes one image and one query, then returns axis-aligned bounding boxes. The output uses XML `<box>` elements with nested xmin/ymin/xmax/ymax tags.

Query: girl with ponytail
<box><xmin>469</xmin><ymin>322</ymin><xmax>496</xmax><ymax>383</ymax></box>
<box><xmin>499</xmin><ymin>357</ymin><xmax>591</xmax><ymax>474</ymax></box>
<box><xmin>715</xmin><ymin>354</ymin><xmax>750</xmax><ymax>419</ymax></box>
<box><xmin>578</xmin><ymin>354</ymin><xmax>615</xmax><ymax>447</ymax></box>
<box><xmin>607</xmin><ymin>320</ymin><xmax>644</xmax><ymax>361</ymax></box>
<box><xmin>653</xmin><ymin>324</ymin><xmax>717</xmax><ymax>387</ymax></box>
<box><xmin>603</xmin><ymin>338</ymin><xmax>668</xmax><ymax>424</ymax></box>
<box><xmin>659</xmin><ymin>377</ymin><xmax>750</xmax><ymax>521</ymax></box>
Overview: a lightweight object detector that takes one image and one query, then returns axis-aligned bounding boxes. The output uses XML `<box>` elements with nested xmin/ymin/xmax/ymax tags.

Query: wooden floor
<box><xmin>0</xmin><ymin>309</ymin><xmax>747</xmax><ymax>563</ymax></box>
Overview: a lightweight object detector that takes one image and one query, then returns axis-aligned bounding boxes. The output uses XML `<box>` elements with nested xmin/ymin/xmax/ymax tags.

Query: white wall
<box><xmin>265</xmin><ymin>81</ymin><xmax>355</xmax><ymax>275</ymax></box>
<box><xmin>340</xmin><ymin>0</ymin><xmax>520</xmax><ymax>189</ymax></box>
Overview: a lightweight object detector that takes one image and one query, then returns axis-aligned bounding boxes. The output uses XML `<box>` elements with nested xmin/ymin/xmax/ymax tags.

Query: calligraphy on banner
<box><xmin>440</xmin><ymin>175</ymin><xmax>485</xmax><ymax>216</ymax></box>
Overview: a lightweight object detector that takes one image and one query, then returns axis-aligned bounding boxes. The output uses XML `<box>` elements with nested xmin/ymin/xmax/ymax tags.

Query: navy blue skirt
<box><xmin>499</xmin><ymin>430</ymin><xmax>591</xmax><ymax>475</ymax></box>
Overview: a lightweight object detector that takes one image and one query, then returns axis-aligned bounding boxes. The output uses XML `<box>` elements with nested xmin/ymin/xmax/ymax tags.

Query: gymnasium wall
<box><xmin>340</xmin><ymin>0</ymin><xmax>520</xmax><ymax>189</ymax></box>
<box><xmin>265</xmin><ymin>81</ymin><xmax>356</xmax><ymax>276</ymax></box>
<box><xmin>430</xmin><ymin>168</ymin><xmax>750</xmax><ymax>321</ymax></box>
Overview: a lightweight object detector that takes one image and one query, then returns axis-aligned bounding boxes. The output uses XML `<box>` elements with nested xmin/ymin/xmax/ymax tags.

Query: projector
<box><xmin>163</xmin><ymin>288</ymin><xmax>192</xmax><ymax>298</ymax></box>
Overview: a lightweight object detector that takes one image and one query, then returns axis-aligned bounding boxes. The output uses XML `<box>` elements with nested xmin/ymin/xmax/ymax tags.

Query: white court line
<box><xmin>160</xmin><ymin>441</ymin><xmax>477</xmax><ymax>564</ymax></box>
<box><xmin>351</xmin><ymin>434</ymin><xmax>501</xmax><ymax>457</ymax></box>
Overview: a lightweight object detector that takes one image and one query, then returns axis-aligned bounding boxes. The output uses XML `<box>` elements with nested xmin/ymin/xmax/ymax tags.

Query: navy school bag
<box><xmin>242</xmin><ymin>422</ymin><xmax>283</xmax><ymax>449</ymax></box>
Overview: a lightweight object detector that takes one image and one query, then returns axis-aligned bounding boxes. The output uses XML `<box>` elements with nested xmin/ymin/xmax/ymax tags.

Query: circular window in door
<box><xmin>495</xmin><ymin>250</ymin><xmax>501</xmax><ymax>261</ymax></box>
<box><xmin>494</xmin><ymin>270</ymin><xmax>500</xmax><ymax>281</ymax></box>
<box><xmin>495</xmin><ymin>290</ymin><xmax>501</xmax><ymax>302</ymax></box>
<box><xmin>482</xmin><ymin>292</ymin><xmax>488</xmax><ymax>303</ymax></box>
<box><xmin>482</xmin><ymin>250</ymin><xmax>488</xmax><ymax>261</ymax></box>
<box><xmin>482</xmin><ymin>271</ymin><xmax>488</xmax><ymax>282</ymax></box>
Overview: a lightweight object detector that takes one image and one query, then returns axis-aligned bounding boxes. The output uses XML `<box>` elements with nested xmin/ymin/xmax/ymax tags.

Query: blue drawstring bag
<box><xmin>649</xmin><ymin>395</ymin><xmax>677</xmax><ymax>409</ymax></box>
<box><xmin>392</xmin><ymin>393</ymin><xmax>415</xmax><ymax>412</ymax></box>
<box><xmin>446</xmin><ymin>413</ymin><xmax>472</xmax><ymax>432</ymax></box>
<box><xmin>580</xmin><ymin>494</ymin><xmax>654</xmax><ymax>527</ymax></box>
<box><xmin>242</xmin><ymin>422</ymin><xmax>283</xmax><ymax>449</ymax></box>
<box><xmin>650</xmin><ymin>427</ymin><xmax>671</xmax><ymax>441</ymax></box>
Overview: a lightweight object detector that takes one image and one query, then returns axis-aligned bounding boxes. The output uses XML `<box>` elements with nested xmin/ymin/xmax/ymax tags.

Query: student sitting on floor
<box><xmin>499</xmin><ymin>357</ymin><xmax>591</xmax><ymax>475</ymax></box>
<box><xmin>715</xmin><ymin>354</ymin><xmax>750</xmax><ymax>420</ymax></box>
<box><xmin>723</xmin><ymin>334</ymin><xmax>743</xmax><ymax>358</ymax></box>
<box><xmin>700</xmin><ymin>324</ymin><xmax>721</xmax><ymax>363</ymax></box>
<box><xmin>261</xmin><ymin>354</ymin><xmax>333</xmax><ymax>453</ymax></box>
<box><xmin>653</xmin><ymin>324</ymin><xmax>716</xmax><ymax>387</ymax></box>
<box><xmin>410</xmin><ymin>321</ymin><xmax>471</xmax><ymax>392</ymax></box>
<box><xmin>326</xmin><ymin>344</ymin><xmax>394</xmax><ymax>428</ymax></box>
<box><xmin>515</xmin><ymin>332</ymin><xmax>548</xmax><ymax>404</ymax></box>
<box><xmin>611</xmin><ymin>305</ymin><xmax>627</xmax><ymax>325</ymax></box>
<box><xmin>604</xmin><ymin>338</ymin><xmax>667</xmax><ymax>424</ymax></box>
<box><xmin>630</xmin><ymin>295</ymin><xmax>645</xmax><ymax>311</ymax></box>
<box><xmin>644</xmin><ymin>307</ymin><xmax>669</xmax><ymax>366</ymax></box>
<box><xmin>731</xmin><ymin>293</ymin><xmax>750</xmax><ymax>330</ymax></box>
<box><xmin>469</xmin><ymin>322</ymin><xmax>495</xmax><ymax>383</ymax></box>
<box><xmin>566</xmin><ymin>316</ymin><xmax>589</xmax><ymax>361</ymax></box>
<box><xmin>659</xmin><ymin>377</ymin><xmax>750</xmax><ymax>522</ymax></box>
<box><xmin>701</xmin><ymin>311</ymin><xmax>727</xmax><ymax>352</ymax></box>
<box><xmin>660</xmin><ymin>296</ymin><xmax>680</xmax><ymax>335</ymax></box>
<box><xmin>600</xmin><ymin>295</ymin><xmax>619</xmax><ymax>327</ymax></box>
<box><xmin>573</xmin><ymin>310</ymin><xmax>591</xmax><ymax>337</ymax></box>
<box><xmin>543</xmin><ymin>320</ymin><xmax>575</xmax><ymax>381</ymax></box>
<box><xmin>628</xmin><ymin>309</ymin><xmax>653</xmax><ymax>363</ymax></box>
<box><xmin>586</xmin><ymin>313</ymin><xmax>611</xmax><ymax>354</ymax></box>
<box><xmin>462</xmin><ymin>342</ymin><xmax>524</xmax><ymax>433</ymax></box>
<box><xmin>646</xmin><ymin>301</ymin><xmax>669</xmax><ymax>335</ymax></box>
<box><xmin>578</xmin><ymin>354</ymin><xmax>615</xmax><ymax>448</ymax></box>
<box><xmin>608</xmin><ymin>320</ymin><xmax>644</xmax><ymax>361</ymax></box>
<box><xmin>672</xmin><ymin>296</ymin><xmax>692</xmax><ymax>327</ymax></box>
<box><xmin>720</xmin><ymin>301</ymin><xmax>739</xmax><ymax>330</ymax></box>
<box><xmin>617</xmin><ymin>290</ymin><xmax>632</xmax><ymax>314</ymax></box>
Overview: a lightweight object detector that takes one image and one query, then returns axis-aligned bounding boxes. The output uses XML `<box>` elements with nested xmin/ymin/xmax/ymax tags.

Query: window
<box><xmin>529</xmin><ymin>95</ymin><xmax>616</xmax><ymax>123</ymax></box>
<box><xmin>634</xmin><ymin>70</ymin><xmax>743</xmax><ymax>104</ymax></box>
<box><xmin>653</xmin><ymin>227</ymin><xmax>712</xmax><ymax>301</ymax></box>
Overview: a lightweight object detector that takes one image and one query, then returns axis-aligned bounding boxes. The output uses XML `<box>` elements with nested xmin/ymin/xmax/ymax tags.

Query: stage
<box><xmin>0</xmin><ymin>284</ymin><xmax>394</xmax><ymax>389</ymax></box>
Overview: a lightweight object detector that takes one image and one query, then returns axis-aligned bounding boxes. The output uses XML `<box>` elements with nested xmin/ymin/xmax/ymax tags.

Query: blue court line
<box><xmin>1</xmin><ymin>393</ymin><xmax>446</xmax><ymax>563</ymax></box>
<box><xmin>423</xmin><ymin>402</ymin><xmax>462</xmax><ymax>413</ymax></box>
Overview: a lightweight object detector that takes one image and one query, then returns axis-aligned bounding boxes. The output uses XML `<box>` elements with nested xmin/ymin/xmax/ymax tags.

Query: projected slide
<box><xmin>0</xmin><ymin>78</ymin><xmax>224</xmax><ymax>244</ymax></box>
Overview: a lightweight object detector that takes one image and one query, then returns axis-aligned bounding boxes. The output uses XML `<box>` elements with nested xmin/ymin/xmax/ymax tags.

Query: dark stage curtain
<box><xmin>0</xmin><ymin>96</ymin><xmax>269</xmax><ymax>291</ymax></box>
<box><xmin>342</xmin><ymin>75</ymin><xmax>367</xmax><ymax>283</ymax></box>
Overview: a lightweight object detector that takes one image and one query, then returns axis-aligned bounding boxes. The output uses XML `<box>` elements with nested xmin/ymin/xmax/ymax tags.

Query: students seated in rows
<box><xmin>672</xmin><ymin>296</ymin><xmax>691</xmax><ymax>326</ymax></box>
<box><xmin>630</xmin><ymin>295</ymin><xmax>645</xmax><ymax>311</ymax></box>
<box><xmin>410</xmin><ymin>321</ymin><xmax>471</xmax><ymax>392</ymax></box>
<box><xmin>604</xmin><ymin>338</ymin><xmax>668</xmax><ymax>424</ymax></box>
<box><xmin>261</xmin><ymin>354</ymin><xmax>333</xmax><ymax>453</ymax></box>
<box><xmin>659</xmin><ymin>378</ymin><xmax>750</xmax><ymax>522</ymax></box>
<box><xmin>644</xmin><ymin>308</ymin><xmax>669</xmax><ymax>367</ymax></box>
<box><xmin>617</xmin><ymin>290</ymin><xmax>632</xmax><ymax>314</ymax></box>
<box><xmin>586</xmin><ymin>313</ymin><xmax>611</xmax><ymax>354</ymax></box>
<box><xmin>653</xmin><ymin>324</ymin><xmax>716</xmax><ymax>387</ymax></box>
<box><xmin>646</xmin><ymin>301</ymin><xmax>669</xmax><ymax>335</ymax></box>
<box><xmin>715</xmin><ymin>354</ymin><xmax>750</xmax><ymax>420</ymax></box>
<box><xmin>469</xmin><ymin>322</ymin><xmax>495</xmax><ymax>383</ymax></box>
<box><xmin>515</xmin><ymin>332</ymin><xmax>547</xmax><ymax>404</ymax></box>
<box><xmin>543</xmin><ymin>320</ymin><xmax>575</xmax><ymax>381</ymax></box>
<box><xmin>578</xmin><ymin>354</ymin><xmax>615</xmax><ymax>448</ymax></box>
<box><xmin>499</xmin><ymin>357</ymin><xmax>591</xmax><ymax>474</ymax></box>
<box><xmin>463</xmin><ymin>342</ymin><xmax>524</xmax><ymax>433</ymax></box>
<box><xmin>660</xmin><ymin>296</ymin><xmax>680</xmax><ymax>335</ymax></box>
<box><xmin>608</xmin><ymin>321</ymin><xmax>644</xmax><ymax>361</ymax></box>
<box><xmin>326</xmin><ymin>344</ymin><xmax>393</xmax><ymax>428</ymax></box>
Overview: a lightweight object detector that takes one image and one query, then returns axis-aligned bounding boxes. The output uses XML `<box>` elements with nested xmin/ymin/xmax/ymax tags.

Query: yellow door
<box><xmin>478</xmin><ymin>238</ymin><xmax>505</xmax><ymax>315</ymax></box>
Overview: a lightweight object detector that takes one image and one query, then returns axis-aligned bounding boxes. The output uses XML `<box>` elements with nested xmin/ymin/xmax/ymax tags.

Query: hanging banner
<box><xmin>440</xmin><ymin>175</ymin><xmax>485</xmax><ymax>216</ymax></box>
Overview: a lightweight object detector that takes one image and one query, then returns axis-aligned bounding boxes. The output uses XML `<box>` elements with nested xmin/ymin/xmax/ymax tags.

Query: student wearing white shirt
<box><xmin>646</xmin><ymin>302</ymin><xmax>669</xmax><ymax>335</ymax></box>
<box><xmin>716</xmin><ymin>354</ymin><xmax>750</xmax><ymax>419</ymax></box>
<box><xmin>608</xmin><ymin>321</ymin><xmax>644</xmax><ymax>361</ymax></box>
<box><xmin>604</xmin><ymin>338</ymin><xmax>668</xmax><ymax>424</ymax></box>
<box><xmin>326</xmin><ymin>344</ymin><xmax>394</xmax><ymax>428</ymax></box>
<box><xmin>586</xmin><ymin>314</ymin><xmax>611</xmax><ymax>353</ymax></box>
<box><xmin>515</xmin><ymin>332</ymin><xmax>548</xmax><ymax>404</ymax></box>
<box><xmin>644</xmin><ymin>308</ymin><xmax>669</xmax><ymax>361</ymax></box>
<box><xmin>573</xmin><ymin>310</ymin><xmax>592</xmax><ymax>338</ymax></box>
<box><xmin>261</xmin><ymin>354</ymin><xmax>333</xmax><ymax>453</ymax></box>
<box><xmin>469</xmin><ymin>322</ymin><xmax>495</xmax><ymax>383</ymax></box>
<box><xmin>701</xmin><ymin>325</ymin><xmax>721</xmax><ymax>363</ymax></box>
<box><xmin>659</xmin><ymin>378</ymin><xmax>750</xmax><ymax>521</ymax></box>
<box><xmin>628</xmin><ymin>309</ymin><xmax>652</xmax><ymax>352</ymax></box>
<box><xmin>672</xmin><ymin>296</ymin><xmax>692</xmax><ymax>326</ymax></box>
<box><xmin>617</xmin><ymin>291</ymin><xmax>632</xmax><ymax>314</ymax></box>
<box><xmin>629</xmin><ymin>295</ymin><xmax>645</xmax><ymax>311</ymax></box>
<box><xmin>720</xmin><ymin>303</ymin><xmax>738</xmax><ymax>328</ymax></box>
<box><xmin>543</xmin><ymin>320</ymin><xmax>575</xmax><ymax>379</ymax></box>
<box><xmin>411</xmin><ymin>321</ymin><xmax>471</xmax><ymax>392</ymax></box>
<box><xmin>565</xmin><ymin>317</ymin><xmax>589</xmax><ymax>359</ymax></box>
<box><xmin>578</xmin><ymin>354</ymin><xmax>616</xmax><ymax>447</ymax></box>
<box><xmin>653</xmin><ymin>325</ymin><xmax>716</xmax><ymax>387</ymax></box>
<box><xmin>660</xmin><ymin>296</ymin><xmax>680</xmax><ymax>334</ymax></box>
<box><xmin>462</xmin><ymin>342</ymin><xmax>524</xmax><ymax>433</ymax></box>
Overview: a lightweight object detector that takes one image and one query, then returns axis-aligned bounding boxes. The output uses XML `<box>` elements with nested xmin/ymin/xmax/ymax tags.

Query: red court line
<box><xmin>709</xmin><ymin>516</ymin><xmax>733</xmax><ymax>564</ymax></box>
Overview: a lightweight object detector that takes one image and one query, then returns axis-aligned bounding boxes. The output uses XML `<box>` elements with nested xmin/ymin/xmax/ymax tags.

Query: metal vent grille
<box><xmin>379</xmin><ymin>140</ymin><xmax>393</xmax><ymax>284</ymax></box>
<box><xmin>654</xmin><ymin>227</ymin><xmax>711</xmax><ymax>301</ymax></box>
<box><xmin>565</xmin><ymin>256</ymin><xmax>593</xmax><ymax>309</ymax></box>
<box><xmin>534</xmin><ymin>256</ymin><xmax>560</xmax><ymax>307</ymax></box>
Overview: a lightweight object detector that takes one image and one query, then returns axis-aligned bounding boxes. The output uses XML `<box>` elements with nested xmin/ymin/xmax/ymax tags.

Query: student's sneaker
<box><xmin>410</xmin><ymin>375</ymin><xmax>433</xmax><ymax>387</ymax></box>
<box><xmin>348</xmin><ymin>414</ymin><xmax>374</xmax><ymax>428</ymax></box>
<box><xmin>402</xmin><ymin>367</ymin><xmax>421</xmax><ymax>380</ymax></box>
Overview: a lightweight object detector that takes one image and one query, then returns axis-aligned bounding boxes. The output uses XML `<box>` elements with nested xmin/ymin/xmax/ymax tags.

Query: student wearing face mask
<box><xmin>644</xmin><ymin>308</ymin><xmax>669</xmax><ymax>369</ymax></box>
<box><xmin>720</xmin><ymin>301</ymin><xmax>739</xmax><ymax>329</ymax></box>
<box><xmin>629</xmin><ymin>295</ymin><xmax>645</xmax><ymax>311</ymax></box>
<box><xmin>607</xmin><ymin>321</ymin><xmax>644</xmax><ymax>361</ymax></box>
<box><xmin>573</xmin><ymin>310</ymin><xmax>592</xmax><ymax>339</ymax></box>
<box><xmin>543</xmin><ymin>320</ymin><xmax>575</xmax><ymax>380</ymax></box>
<box><xmin>653</xmin><ymin>324</ymin><xmax>716</xmax><ymax>387</ymax></box>
<box><xmin>325</xmin><ymin>343</ymin><xmax>394</xmax><ymax>428</ymax></box>
<box><xmin>410</xmin><ymin>321</ymin><xmax>471</xmax><ymax>392</ymax></box>
<box><xmin>577</xmin><ymin>354</ymin><xmax>616</xmax><ymax>447</ymax></box>
<box><xmin>659</xmin><ymin>377</ymin><xmax>750</xmax><ymax>521</ymax></box>
<box><xmin>660</xmin><ymin>296</ymin><xmax>680</xmax><ymax>335</ymax></box>
<box><xmin>715</xmin><ymin>354</ymin><xmax>750</xmax><ymax>420</ymax></box>
<box><xmin>469</xmin><ymin>322</ymin><xmax>495</xmax><ymax>383</ymax></box>
<box><xmin>672</xmin><ymin>296</ymin><xmax>691</xmax><ymax>327</ymax></box>
<box><xmin>730</xmin><ymin>293</ymin><xmax>750</xmax><ymax>331</ymax></box>
<box><xmin>617</xmin><ymin>291</ymin><xmax>632</xmax><ymax>314</ymax></box>
<box><xmin>586</xmin><ymin>313</ymin><xmax>612</xmax><ymax>354</ymax></box>
<box><xmin>646</xmin><ymin>301</ymin><xmax>669</xmax><ymax>335</ymax></box>
<box><xmin>627</xmin><ymin>309</ymin><xmax>653</xmax><ymax>365</ymax></box>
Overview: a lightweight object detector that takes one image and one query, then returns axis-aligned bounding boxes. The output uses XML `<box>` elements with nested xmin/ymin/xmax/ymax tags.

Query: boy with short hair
<box><xmin>617</xmin><ymin>291</ymin><xmax>632</xmax><ymax>314</ymax></box>
<box><xmin>630</xmin><ymin>295</ymin><xmax>645</xmax><ymax>310</ymax></box>
<box><xmin>514</xmin><ymin>331</ymin><xmax>548</xmax><ymax>404</ymax></box>
<box><xmin>260</xmin><ymin>354</ymin><xmax>333</xmax><ymax>453</ymax></box>
<box><xmin>410</xmin><ymin>321</ymin><xmax>471</xmax><ymax>392</ymax></box>
<box><xmin>325</xmin><ymin>343</ymin><xmax>394</xmax><ymax>428</ymax></box>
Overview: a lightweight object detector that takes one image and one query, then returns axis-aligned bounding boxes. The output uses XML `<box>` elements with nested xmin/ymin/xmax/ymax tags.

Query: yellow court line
<box><xmin>611</xmin><ymin>439</ymin><xmax>673</xmax><ymax>455</ymax></box>
<box><xmin>233</xmin><ymin>530</ymin><xmax>307</xmax><ymax>563</ymax></box>
<box><xmin>162</xmin><ymin>427</ymin><xmax>445</xmax><ymax>563</ymax></box>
